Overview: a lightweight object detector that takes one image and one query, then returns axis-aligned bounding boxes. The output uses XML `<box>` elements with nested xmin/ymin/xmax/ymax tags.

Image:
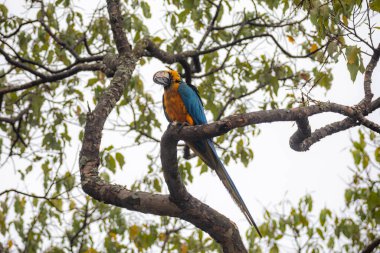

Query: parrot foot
<box><xmin>168</xmin><ymin>121</ymin><xmax>190</xmax><ymax>132</ymax></box>
<box><xmin>176</xmin><ymin>122</ymin><xmax>190</xmax><ymax>133</ymax></box>
<box><xmin>168</xmin><ymin>121</ymin><xmax>180</xmax><ymax>129</ymax></box>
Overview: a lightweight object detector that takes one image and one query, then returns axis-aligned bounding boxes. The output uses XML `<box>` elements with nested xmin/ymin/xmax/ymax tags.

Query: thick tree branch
<box><xmin>161</xmin><ymin>129</ymin><xmax>248</xmax><ymax>253</ymax></box>
<box><xmin>290</xmin><ymin>117</ymin><xmax>358</xmax><ymax>151</ymax></box>
<box><xmin>166</xmin><ymin>100</ymin><xmax>380</xmax><ymax>146</ymax></box>
<box><xmin>79</xmin><ymin>0</ymin><xmax>182</xmax><ymax>241</ymax></box>
<box><xmin>106</xmin><ymin>0</ymin><xmax>132</xmax><ymax>56</ymax></box>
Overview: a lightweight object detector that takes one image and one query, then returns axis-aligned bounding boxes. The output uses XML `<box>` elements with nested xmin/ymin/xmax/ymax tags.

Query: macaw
<box><xmin>153</xmin><ymin>69</ymin><xmax>262</xmax><ymax>237</ymax></box>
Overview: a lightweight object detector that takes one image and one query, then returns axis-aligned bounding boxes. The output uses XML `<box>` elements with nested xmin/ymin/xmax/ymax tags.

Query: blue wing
<box><xmin>177</xmin><ymin>81</ymin><xmax>207</xmax><ymax>125</ymax></box>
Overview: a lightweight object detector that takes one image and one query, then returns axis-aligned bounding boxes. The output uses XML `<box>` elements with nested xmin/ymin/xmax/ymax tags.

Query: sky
<box><xmin>1</xmin><ymin>0</ymin><xmax>379</xmax><ymax>245</ymax></box>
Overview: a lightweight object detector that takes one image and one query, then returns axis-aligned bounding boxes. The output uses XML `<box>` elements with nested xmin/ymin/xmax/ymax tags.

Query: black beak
<box><xmin>153</xmin><ymin>71</ymin><xmax>171</xmax><ymax>87</ymax></box>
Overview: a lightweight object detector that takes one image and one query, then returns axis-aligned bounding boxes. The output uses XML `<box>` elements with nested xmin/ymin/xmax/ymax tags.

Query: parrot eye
<box><xmin>153</xmin><ymin>71</ymin><xmax>171</xmax><ymax>87</ymax></box>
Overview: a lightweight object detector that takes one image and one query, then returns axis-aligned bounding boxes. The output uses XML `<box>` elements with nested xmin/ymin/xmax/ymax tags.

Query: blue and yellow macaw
<box><xmin>153</xmin><ymin>69</ymin><xmax>262</xmax><ymax>237</ymax></box>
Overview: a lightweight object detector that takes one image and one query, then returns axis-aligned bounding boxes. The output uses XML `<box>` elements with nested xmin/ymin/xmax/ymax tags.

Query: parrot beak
<box><xmin>153</xmin><ymin>71</ymin><xmax>171</xmax><ymax>87</ymax></box>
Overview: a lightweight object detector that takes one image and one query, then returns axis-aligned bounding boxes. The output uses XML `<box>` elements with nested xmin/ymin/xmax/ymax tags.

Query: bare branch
<box><xmin>359</xmin><ymin>43</ymin><xmax>380</xmax><ymax>108</ymax></box>
<box><xmin>0</xmin><ymin>108</ymin><xmax>29</xmax><ymax>124</ymax></box>
<box><xmin>39</xmin><ymin>1</ymin><xmax>80</xmax><ymax>60</ymax></box>
<box><xmin>213</xmin><ymin>16</ymin><xmax>307</xmax><ymax>30</ymax></box>
<box><xmin>0</xmin><ymin>189</ymin><xmax>58</xmax><ymax>200</ymax></box>
<box><xmin>361</xmin><ymin>237</ymin><xmax>380</xmax><ymax>253</ymax></box>
<box><xmin>0</xmin><ymin>19</ymin><xmax>38</xmax><ymax>38</ymax></box>
<box><xmin>0</xmin><ymin>46</ymin><xmax>46</xmax><ymax>78</ymax></box>
<box><xmin>216</xmin><ymin>83</ymin><xmax>268</xmax><ymax>120</ymax></box>
<box><xmin>0</xmin><ymin>63</ymin><xmax>103</xmax><ymax>95</ymax></box>
<box><xmin>197</xmin><ymin>0</ymin><xmax>223</xmax><ymax>51</ymax></box>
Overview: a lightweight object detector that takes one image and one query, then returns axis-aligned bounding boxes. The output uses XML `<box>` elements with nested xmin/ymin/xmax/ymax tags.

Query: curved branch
<box><xmin>0</xmin><ymin>19</ymin><xmax>38</xmax><ymax>38</ymax></box>
<box><xmin>0</xmin><ymin>108</ymin><xmax>29</xmax><ymax>124</ymax></box>
<box><xmin>290</xmin><ymin>43</ymin><xmax>380</xmax><ymax>150</ymax></box>
<box><xmin>0</xmin><ymin>47</ymin><xmax>46</xmax><ymax>78</ymax></box>
<box><xmin>359</xmin><ymin>43</ymin><xmax>380</xmax><ymax>108</ymax></box>
<box><xmin>166</xmin><ymin>101</ymin><xmax>380</xmax><ymax>145</ymax></box>
<box><xmin>161</xmin><ymin>129</ymin><xmax>248</xmax><ymax>252</ymax></box>
<box><xmin>0</xmin><ymin>38</ymin><xmax>57</xmax><ymax>74</ymax></box>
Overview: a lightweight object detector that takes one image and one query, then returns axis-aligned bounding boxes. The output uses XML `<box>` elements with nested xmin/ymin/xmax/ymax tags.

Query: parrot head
<box><xmin>153</xmin><ymin>69</ymin><xmax>181</xmax><ymax>87</ymax></box>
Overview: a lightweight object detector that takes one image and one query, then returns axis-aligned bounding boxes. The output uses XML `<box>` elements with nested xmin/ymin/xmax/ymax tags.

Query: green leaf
<box><xmin>0</xmin><ymin>212</ymin><xmax>6</xmax><ymax>235</ymax></box>
<box><xmin>106</xmin><ymin>154</ymin><xmax>116</xmax><ymax>173</ymax></box>
<box><xmin>87</xmin><ymin>77</ymin><xmax>98</xmax><ymax>87</ymax></box>
<box><xmin>319</xmin><ymin>208</ymin><xmax>331</xmax><ymax>226</ymax></box>
<box><xmin>183</xmin><ymin>0</ymin><xmax>194</xmax><ymax>9</ymax></box>
<box><xmin>153</xmin><ymin>178</ymin><xmax>161</xmax><ymax>192</ymax></box>
<box><xmin>316</xmin><ymin>228</ymin><xmax>325</xmax><ymax>239</ymax></box>
<box><xmin>345</xmin><ymin>46</ymin><xmax>362</xmax><ymax>81</ymax></box>
<box><xmin>200</xmin><ymin>163</ymin><xmax>208</xmax><ymax>174</ymax></box>
<box><xmin>345</xmin><ymin>189</ymin><xmax>353</xmax><ymax>205</ymax></box>
<box><xmin>50</xmin><ymin>199</ymin><xmax>63</xmax><ymax>211</ymax></box>
<box><xmin>362</xmin><ymin>154</ymin><xmax>369</xmax><ymax>169</ymax></box>
<box><xmin>375</xmin><ymin>147</ymin><xmax>380</xmax><ymax>163</ymax></box>
<box><xmin>269</xmin><ymin>244</ymin><xmax>279</xmax><ymax>253</ymax></box>
<box><xmin>15</xmin><ymin>196</ymin><xmax>26</xmax><ymax>214</ymax></box>
<box><xmin>115</xmin><ymin>152</ymin><xmax>125</xmax><ymax>168</ymax></box>
<box><xmin>327</xmin><ymin>236</ymin><xmax>335</xmax><ymax>248</ymax></box>
<box><xmin>0</xmin><ymin>4</ymin><xmax>8</xmax><ymax>18</ymax></box>
<box><xmin>369</xmin><ymin>0</ymin><xmax>380</xmax><ymax>12</ymax></box>
<box><xmin>141</xmin><ymin>1</ymin><xmax>151</xmax><ymax>18</ymax></box>
<box><xmin>64</xmin><ymin>172</ymin><xmax>75</xmax><ymax>191</ymax></box>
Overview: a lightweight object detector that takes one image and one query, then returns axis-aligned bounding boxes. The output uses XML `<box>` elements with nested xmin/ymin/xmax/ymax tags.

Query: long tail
<box><xmin>187</xmin><ymin>140</ymin><xmax>262</xmax><ymax>237</ymax></box>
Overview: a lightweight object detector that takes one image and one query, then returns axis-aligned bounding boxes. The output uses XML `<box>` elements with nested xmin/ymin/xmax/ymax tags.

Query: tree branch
<box><xmin>165</xmin><ymin>100</ymin><xmax>380</xmax><ymax>145</ymax></box>
<box><xmin>161</xmin><ymin>128</ymin><xmax>248</xmax><ymax>253</ymax></box>
<box><xmin>0</xmin><ymin>189</ymin><xmax>58</xmax><ymax>200</ymax></box>
<box><xmin>0</xmin><ymin>108</ymin><xmax>29</xmax><ymax>124</ymax></box>
<box><xmin>197</xmin><ymin>0</ymin><xmax>223</xmax><ymax>51</ymax></box>
<box><xmin>359</xmin><ymin>43</ymin><xmax>380</xmax><ymax>109</ymax></box>
<box><xmin>0</xmin><ymin>47</ymin><xmax>46</xmax><ymax>78</ymax></box>
<box><xmin>361</xmin><ymin>237</ymin><xmax>380</xmax><ymax>253</ymax></box>
<box><xmin>106</xmin><ymin>0</ymin><xmax>132</xmax><ymax>56</ymax></box>
<box><xmin>0</xmin><ymin>63</ymin><xmax>103</xmax><ymax>95</ymax></box>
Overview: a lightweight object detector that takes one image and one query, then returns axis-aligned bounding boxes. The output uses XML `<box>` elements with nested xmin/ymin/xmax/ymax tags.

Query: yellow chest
<box><xmin>163</xmin><ymin>84</ymin><xmax>194</xmax><ymax>125</ymax></box>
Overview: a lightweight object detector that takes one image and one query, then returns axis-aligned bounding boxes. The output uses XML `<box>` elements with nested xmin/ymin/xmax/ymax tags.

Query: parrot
<box><xmin>153</xmin><ymin>69</ymin><xmax>262</xmax><ymax>237</ymax></box>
